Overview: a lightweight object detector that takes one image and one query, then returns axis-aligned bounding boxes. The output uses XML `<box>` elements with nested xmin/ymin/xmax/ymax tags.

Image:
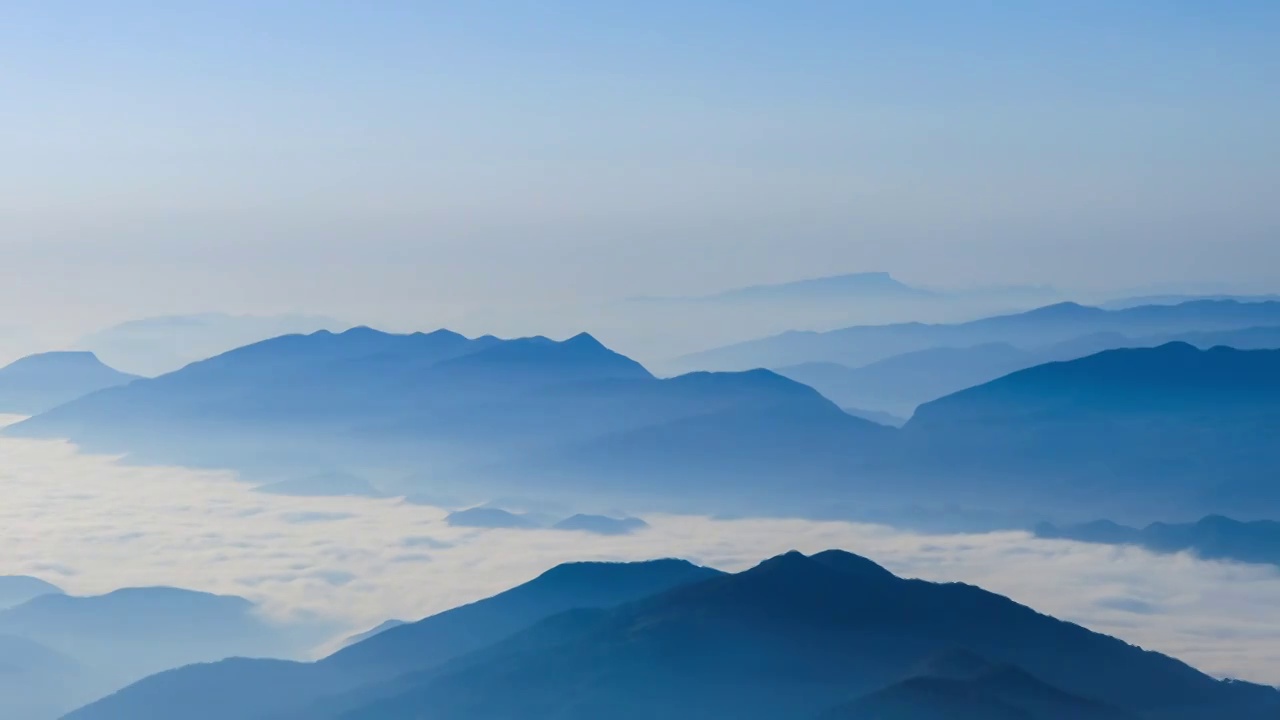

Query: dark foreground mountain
<box><xmin>680</xmin><ymin>299</ymin><xmax>1280</xmax><ymax>371</ymax></box>
<box><xmin>8</xmin><ymin>328</ymin><xmax>888</xmax><ymax>509</ymax></box>
<box><xmin>70</xmin><ymin>551</ymin><xmax>1279</xmax><ymax>720</ymax></box>
<box><xmin>66</xmin><ymin>559</ymin><xmax>721</xmax><ymax>720</ymax></box>
<box><xmin>1036</xmin><ymin>516</ymin><xmax>1280</xmax><ymax>568</ymax></box>
<box><xmin>898</xmin><ymin>344</ymin><xmax>1280</xmax><ymax>517</ymax></box>
<box><xmin>0</xmin><ymin>352</ymin><xmax>138</xmax><ymax>415</ymax></box>
<box><xmin>329</xmin><ymin>550</ymin><xmax>1278</xmax><ymax>720</ymax></box>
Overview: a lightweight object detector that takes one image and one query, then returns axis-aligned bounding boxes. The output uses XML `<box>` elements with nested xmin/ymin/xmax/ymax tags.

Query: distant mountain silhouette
<box><xmin>9</xmin><ymin>329</ymin><xmax>887</xmax><ymax>509</ymax></box>
<box><xmin>64</xmin><ymin>558</ymin><xmax>721</xmax><ymax>720</ymax></box>
<box><xmin>0</xmin><ymin>351</ymin><xmax>137</xmax><ymax>415</ymax></box>
<box><xmin>900</xmin><ymin>344</ymin><xmax>1280</xmax><ymax>516</ymax></box>
<box><xmin>775</xmin><ymin>324</ymin><xmax>1280</xmax><ymax>416</ymax></box>
<box><xmin>0</xmin><ymin>576</ymin><xmax>63</xmax><ymax>610</ymax></box>
<box><xmin>76</xmin><ymin>312</ymin><xmax>347</xmax><ymax>376</ymax></box>
<box><xmin>678</xmin><ymin>300</ymin><xmax>1280</xmax><ymax>371</ymax></box>
<box><xmin>445</xmin><ymin>507</ymin><xmax>539</xmax><ymax>529</ymax></box>
<box><xmin>0</xmin><ymin>586</ymin><xmax>302</xmax><ymax>696</ymax></box>
<box><xmin>552</xmin><ymin>514</ymin><xmax>649</xmax><ymax>535</ymax></box>
<box><xmin>1036</xmin><ymin>516</ymin><xmax>1280</xmax><ymax>568</ymax></box>
<box><xmin>1101</xmin><ymin>293</ymin><xmax>1280</xmax><ymax>310</ymax></box>
<box><xmin>702</xmin><ymin>272</ymin><xmax>935</xmax><ymax>302</ymax></box>
<box><xmin>326</xmin><ymin>550</ymin><xmax>1278</xmax><ymax>720</ymax></box>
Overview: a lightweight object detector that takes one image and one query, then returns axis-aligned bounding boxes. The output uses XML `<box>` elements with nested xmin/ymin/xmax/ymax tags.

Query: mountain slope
<box><xmin>331</xmin><ymin>550</ymin><xmax>1278</xmax><ymax>720</ymax></box>
<box><xmin>64</xmin><ymin>559</ymin><xmax>722</xmax><ymax>720</ymax></box>
<box><xmin>900</xmin><ymin>344</ymin><xmax>1280</xmax><ymax>514</ymax></box>
<box><xmin>0</xmin><ymin>352</ymin><xmax>138</xmax><ymax>415</ymax></box>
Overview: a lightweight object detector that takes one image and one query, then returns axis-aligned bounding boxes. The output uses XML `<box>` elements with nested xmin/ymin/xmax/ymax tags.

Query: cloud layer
<box><xmin>0</xmin><ymin>420</ymin><xmax>1277</xmax><ymax>684</ymax></box>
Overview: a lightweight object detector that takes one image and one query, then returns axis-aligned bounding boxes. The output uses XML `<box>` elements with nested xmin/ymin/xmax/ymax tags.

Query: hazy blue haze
<box><xmin>2</xmin><ymin>1</ymin><xmax>1278</xmax><ymax>346</ymax></box>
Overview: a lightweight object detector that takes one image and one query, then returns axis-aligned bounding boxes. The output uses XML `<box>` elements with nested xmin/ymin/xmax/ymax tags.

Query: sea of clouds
<box><xmin>1</xmin><ymin>418</ymin><xmax>1277</xmax><ymax>684</ymax></box>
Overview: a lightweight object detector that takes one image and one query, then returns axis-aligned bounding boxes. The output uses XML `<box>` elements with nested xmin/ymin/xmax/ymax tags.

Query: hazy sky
<box><xmin>3</xmin><ymin>1</ymin><xmax>1278</xmax><ymax>337</ymax></box>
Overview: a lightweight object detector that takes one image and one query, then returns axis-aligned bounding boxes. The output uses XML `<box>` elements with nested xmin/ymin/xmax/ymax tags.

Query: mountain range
<box><xmin>677</xmin><ymin>299</ymin><xmax>1280</xmax><ymax>372</ymax></box>
<box><xmin>776</xmin><ymin>324</ymin><xmax>1280</xmax><ymax>416</ymax></box>
<box><xmin>64</xmin><ymin>551</ymin><xmax>1280</xmax><ymax>720</ymax></box>
<box><xmin>0</xmin><ymin>352</ymin><xmax>137</xmax><ymax>415</ymax></box>
<box><xmin>65</xmin><ymin>558</ymin><xmax>720</xmax><ymax>720</ymax></box>
<box><xmin>1036</xmin><ymin>516</ymin><xmax>1280</xmax><ymax>568</ymax></box>
<box><xmin>7</xmin><ymin>328</ymin><xmax>889</xmax><ymax>509</ymax></box>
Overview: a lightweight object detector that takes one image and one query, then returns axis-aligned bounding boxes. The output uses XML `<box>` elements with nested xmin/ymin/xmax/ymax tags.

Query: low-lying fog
<box><xmin>1</xmin><ymin>416</ymin><xmax>1276</xmax><ymax>684</ymax></box>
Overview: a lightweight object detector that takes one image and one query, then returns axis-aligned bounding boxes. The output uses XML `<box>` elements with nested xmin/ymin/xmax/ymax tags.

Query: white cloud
<box><xmin>0</xmin><ymin>426</ymin><xmax>1277</xmax><ymax>684</ymax></box>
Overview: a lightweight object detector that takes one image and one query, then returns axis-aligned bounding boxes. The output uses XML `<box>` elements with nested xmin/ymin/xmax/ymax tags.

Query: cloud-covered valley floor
<box><xmin>1</xmin><ymin>423</ymin><xmax>1277</xmax><ymax>685</ymax></box>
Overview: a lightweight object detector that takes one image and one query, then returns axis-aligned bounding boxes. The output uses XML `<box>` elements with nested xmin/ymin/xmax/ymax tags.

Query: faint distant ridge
<box><xmin>77</xmin><ymin>312</ymin><xmax>348</xmax><ymax>376</ymax></box>
<box><xmin>0</xmin><ymin>350</ymin><xmax>138</xmax><ymax>415</ymax></box>
<box><xmin>0</xmin><ymin>576</ymin><xmax>64</xmax><ymax>610</ymax></box>
<box><xmin>1036</xmin><ymin>515</ymin><xmax>1280</xmax><ymax>568</ymax></box>
<box><xmin>677</xmin><ymin>298</ymin><xmax>1280</xmax><ymax>371</ymax></box>
<box><xmin>705</xmin><ymin>272</ymin><xmax>936</xmax><ymax>302</ymax></box>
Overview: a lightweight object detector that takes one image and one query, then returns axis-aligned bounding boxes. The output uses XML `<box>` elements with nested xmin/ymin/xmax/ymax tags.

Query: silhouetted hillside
<box><xmin>8</xmin><ymin>330</ymin><xmax>887</xmax><ymax>507</ymax></box>
<box><xmin>900</xmin><ymin>344</ymin><xmax>1280</xmax><ymax>515</ymax></box>
<box><xmin>0</xmin><ymin>352</ymin><xmax>137</xmax><ymax>415</ymax></box>
<box><xmin>330</xmin><ymin>550</ymin><xmax>1277</xmax><ymax>720</ymax></box>
<box><xmin>65</xmin><ymin>559</ymin><xmax>721</xmax><ymax>720</ymax></box>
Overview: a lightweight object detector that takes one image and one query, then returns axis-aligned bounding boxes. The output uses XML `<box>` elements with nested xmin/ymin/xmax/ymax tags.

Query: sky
<box><xmin>3</xmin><ymin>1</ymin><xmax>1279</xmax><ymax>341</ymax></box>
<box><xmin>2</xmin><ymin>421</ymin><xmax>1278</xmax><ymax>682</ymax></box>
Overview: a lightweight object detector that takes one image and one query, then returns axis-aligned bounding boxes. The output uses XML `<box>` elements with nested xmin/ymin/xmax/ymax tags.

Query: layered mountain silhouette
<box><xmin>898</xmin><ymin>344</ymin><xmax>1280</xmax><ymax>516</ymax></box>
<box><xmin>0</xmin><ymin>576</ymin><xmax>63</xmax><ymax>610</ymax></box>
<box><xmin>552</xmin><ymin>514</ymin><xmax>649</xmax><ymax>535</ymax></box>
<box><xmin>0</xmin><ymin>352</ymin><xmax>137</xmax><ymax>415</ymax></box>
<box><xmin>679</xmin><ymin>299</ymin><xmax>1280</xmax><ymax>371</ymax></box>
<box><xmin>1036</xmin><ymin>516</ymin><xmax>1280</xmax><ymax>568</ymax></box>
<box><xmin>0</xmin><ymin>586</ymin><xmax>310</xmax><ymax>720</ymax></box>
<box><xmin>8</xmin><ymin>328</ymin><xmax>888</xmax><ymax>507</ymax></box>
<box><xmin>107</xmin><ymin>549</ymin><xmax>1270</xmax><ymax>720</ymax></box>
<box><xmin>776</xmin><ymin>325</ymin><xmax>1280</xmax><ymax>416</ymax></box>
<box><xmin>445</xmin><ymin>507</ymin><xmax>539</xmax><ymax>529</ymax></box>
<box><xmin>64</xmin><ymin>551</ymin><xmax>1280</xmax><ymax>720</ymax></box>
<box><xmin>65</xmin><ymin>558</ymin><xmax>721</xmax><ymax>720</ymax></box>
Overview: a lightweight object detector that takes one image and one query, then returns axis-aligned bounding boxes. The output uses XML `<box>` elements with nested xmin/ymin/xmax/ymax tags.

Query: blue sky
<box><xmin>2</xmin><ymin>1</ymin><xmax>1278</xmax><ymax>336</ymax></box>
